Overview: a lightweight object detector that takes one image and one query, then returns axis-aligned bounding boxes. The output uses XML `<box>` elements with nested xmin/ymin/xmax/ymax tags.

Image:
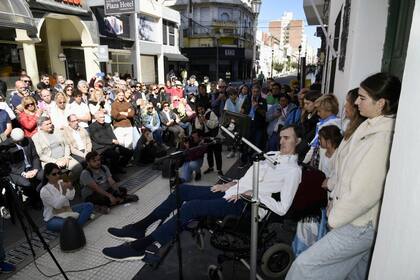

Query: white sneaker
<box><xmin>226</xmin><ymin>151</ymin><xmax>236</xmax><ymax>158</ymax></box>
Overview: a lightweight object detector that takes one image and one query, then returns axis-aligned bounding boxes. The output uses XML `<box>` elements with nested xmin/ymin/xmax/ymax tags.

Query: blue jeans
<box><xmin>286</xmin><ymin>223</ymin><xmax>375</xmax><ymax>280</ymax></box>
<box><xmin>180</xmin><ymin>159</ymin><xmax>203</xmax><ymax>182</ymax></box>
<box><xmin>179</xmin><ymin>122</ymin><xmax>192</xmax><ymax>136</ymax></box>
<box><xmin>137</xmin><ymin>184</ymin><xmax>246</xmax><ymax>246</ymax></box>
<box><xmin>0</xmin><ymin>219</ymin><xmax>5</xmax><ymax>262</ymax></box>
<box><xmin>152</xmin><ymin>128</ymin><xmax>163</xmax><ymax>144</ymax></box>
<box><xmin>46</xmin><ymin>202</ymin><xmax>94</xmax><ymax>232</ymax></box>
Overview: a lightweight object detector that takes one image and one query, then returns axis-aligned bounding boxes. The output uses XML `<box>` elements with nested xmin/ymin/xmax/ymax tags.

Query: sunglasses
<box><xmin>22</xmin><ymin>80</ymin><xmax>31</xmax><ymax>83</ymax></box>
<box><xmin>25</xmin><ymin>103</ymin><xmax>35</xmax><ymax>108</ymax></box>
<box><xmin>147</xmin><ymin>107</ymin><xmax>153</xmax><ymax>109</ymax></box>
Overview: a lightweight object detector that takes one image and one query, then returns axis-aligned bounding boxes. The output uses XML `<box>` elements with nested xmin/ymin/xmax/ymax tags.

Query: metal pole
<box><xmin>249</xmin><ymin>159</ymin><xmax>260</xmax><ymax>280</ymax></box>
<box><xmin>271</xmin><ymin>49</ymin><xmax>274</xmax><ymax>78</ymax></box>
<box><xmin>220</xmin><ymin>125</ymin><xmax>277</xmax><ymax>280</ymax></box>
<box><xmin>216</xmin><ymin>38</ymin><xmax>219</xmax><ymax>80</ymax></box>
<box><xmin>251</xmin><ymin>15</ymin><xmax>257</xmax><ymax>79</ymax></box>
<box><xmin>134</xmin><ymin>12</ymin><xmax>142</xmax><ymax>81</ymax></box>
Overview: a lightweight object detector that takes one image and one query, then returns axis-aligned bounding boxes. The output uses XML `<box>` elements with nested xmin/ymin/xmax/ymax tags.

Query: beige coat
<box><xmin>62</xmin><ymin>126</ymin><xmax>92</xmax><ymax>158</ymax></box>
<box><xmin>328</xmin><ymin>116</ymin><xmax>395</xmax><ymax>229</ymax></box>
<box><xmin>32</xmin><ymin>130</ymin><xmax>81</xmax><ymax>176</ymax></box>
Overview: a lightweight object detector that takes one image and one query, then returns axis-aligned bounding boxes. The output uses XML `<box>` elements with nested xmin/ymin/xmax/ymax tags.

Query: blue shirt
<box><xmin>0</xmin><ymin>109</ymin><xmax>10</xmax><ymax>133</ymax></box>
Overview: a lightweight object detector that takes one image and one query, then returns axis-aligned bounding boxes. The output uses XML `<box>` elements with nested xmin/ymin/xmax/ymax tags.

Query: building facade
<box><xmin>3</xmin><ymin>0</ymin><xmax>183</xmax><ymax>87</ymax></box>
<box><xmin>269</xmin><ymin>12</ymin><xmax>305</xmax><ymax>59</ymax></box>
<box><xmin>163</xmin><ymin>0</ymin><xmax>256</xmax><ymax>81</ymax></box>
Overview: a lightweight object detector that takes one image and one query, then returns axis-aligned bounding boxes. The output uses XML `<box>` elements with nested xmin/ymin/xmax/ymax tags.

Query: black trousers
<box><xmin>101</xmin><ymin>145</ymin><xmax>133</xmax><ymax>172</ymax></box>
<box><xmin>85</xmin><ymin>187</ymin><xmax>128</xmax><ymax>207</ymax></box>
<box><xmin>206</xmin><ymin>143</ymin><xmax>222</xmax><ymax>171</ymax></box>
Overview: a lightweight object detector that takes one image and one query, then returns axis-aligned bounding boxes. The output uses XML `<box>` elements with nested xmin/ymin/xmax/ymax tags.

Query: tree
<box><xmin>273</xmin><ymin>62</ymin><xmax>284</xmax><ymax>73</ymax></box>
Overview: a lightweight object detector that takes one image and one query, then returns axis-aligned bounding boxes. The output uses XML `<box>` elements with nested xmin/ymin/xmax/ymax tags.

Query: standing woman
<box><xmin>286</xmin><ymin>73</ymin><xmax>401</xmax><ymax>280</ymax></box>
<box><xmin>40</xmin><ymin>163</ymin><xmax>93</xmax><ymax>232</ymax></box>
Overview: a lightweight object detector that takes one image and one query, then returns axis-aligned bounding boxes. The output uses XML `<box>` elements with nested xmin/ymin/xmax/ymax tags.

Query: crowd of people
<box><xmin>0</xmin><ymin>69</ymin><xmax>401</xmax><ymax>278</ymax></box>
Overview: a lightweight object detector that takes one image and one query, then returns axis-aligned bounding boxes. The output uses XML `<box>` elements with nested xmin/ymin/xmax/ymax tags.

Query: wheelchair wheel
<box><xmin>260</xmin><ymin>243</ymin><xmax>294</xmax><ymax>278</ymax></box>
<box><xmin>208</xmin><ymin>265</ymin><xmax>223</xmax><ymax>280</ymax></box>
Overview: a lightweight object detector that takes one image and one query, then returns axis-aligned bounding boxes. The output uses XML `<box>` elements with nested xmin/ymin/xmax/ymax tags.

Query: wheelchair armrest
<box><xmin>240</xmin><ymin>194</ymin><xmax>270</xmax><ymax>211</ymax></box>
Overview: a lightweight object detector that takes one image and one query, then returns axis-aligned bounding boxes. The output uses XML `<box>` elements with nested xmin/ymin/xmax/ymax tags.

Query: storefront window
<box><xmin>0</xmin><ymin>43</ymin><xmax>23</xmax><ymax>90</ymax></box>
<box><xmin>111</xmin><ymin>52</ymin><xmax>133</xmax><ymax>77</ymax></box>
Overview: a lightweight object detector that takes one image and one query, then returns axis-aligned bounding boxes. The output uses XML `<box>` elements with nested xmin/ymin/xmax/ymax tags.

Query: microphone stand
<box><xmin>220</xmin><ymin>126</ymin><xmax>277</xmax><ymax>280</ymax></box>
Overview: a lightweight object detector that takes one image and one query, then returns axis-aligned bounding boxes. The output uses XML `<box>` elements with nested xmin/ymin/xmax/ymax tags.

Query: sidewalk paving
<box><xmin>5</xmin><ymin>152</ymin><xmax>237</xmax><ymax>280</ymax></box>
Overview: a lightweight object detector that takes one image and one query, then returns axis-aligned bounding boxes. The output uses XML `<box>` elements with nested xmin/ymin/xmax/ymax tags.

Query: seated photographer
<box><xmin>40</xmin><ymin>163</ymin><xmax>93</xmax><ymax>232</ymax></box>
<box><xmin>102</xmin><ymin>125</ymin><xmax>302</xmax><ymax>261</ymax></box>
<box><xmin>1</xmin><ymin>128</ymin><xmax>43</xmax><ymax>208</ymax></box>
<box><xmin>179</xmin><ymin>130</ymin><xmax>207</xmax><ymax>182</ymax></box>
<box><xmin>63</xmin><ymin>114</ymin><xmax>92</xmax><ymax>165</ymax></box>
<box><xmin>89</xmin><ymin>111</ymin><xmax>133</xmax><ymax>174</ymax></box>
<box><xmin>80</xmin><ymin>151</ymin><xmax>138</xmax><ymax>214</ymax></box>
<box><xmin>133</xmin><ymin>128</ymin><xmax>158</xmax><ymax>165</ymax></box>
<box><xmin>32</xmin><ymin>116</ymin><xmax>82</xmax><ymax>180</ymax></box>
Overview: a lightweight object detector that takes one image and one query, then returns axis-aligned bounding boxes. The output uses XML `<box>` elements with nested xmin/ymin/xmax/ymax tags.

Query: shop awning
<box><xmin>0</xmin><ymin>0</ymin><xmax>37</xmax><ymax>38</ymax></box>
<box><xmin>164</xmin><ymin>52</ymin><xmax>189</xmax><ymax>62</ymax></box>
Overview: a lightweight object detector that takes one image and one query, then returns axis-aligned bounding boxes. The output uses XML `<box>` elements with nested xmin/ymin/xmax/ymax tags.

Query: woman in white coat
<box><xmin>286</xmin><ymin>72</ymin><xmax>401</xmax><ymax>280</ymax></box>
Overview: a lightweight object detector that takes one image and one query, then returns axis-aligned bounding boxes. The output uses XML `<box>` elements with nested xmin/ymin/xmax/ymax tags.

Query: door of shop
<box><xmin>63</xmin><ymin>48</ymin><xmax>86</xmax><ymax>81</ymax></box>
<box><xmin>382</xmin><ymin>0</ymin><xmax>415</xmax><ymax>80</ymax></box>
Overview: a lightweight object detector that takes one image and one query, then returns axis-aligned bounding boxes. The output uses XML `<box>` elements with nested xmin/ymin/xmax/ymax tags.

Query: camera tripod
<box><xmin>1</xmin><ymin>177</ymin><xmax>68</xmax><ymax>279</ymax></box>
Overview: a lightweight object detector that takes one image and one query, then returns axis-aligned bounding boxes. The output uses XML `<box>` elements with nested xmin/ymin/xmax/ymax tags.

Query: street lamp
<box><xmin>297</xmin><ymin>45</ymin><xmax>302</xmax><ymax>86</ymax></box>
<box><xmin>250</xmin><ymin>0</ymin><xmax>261</xmax><ymax>79</ymax></box>
<box><xmin>215</xmin><ymin>33</ymin><xmax>221</xmax><ymax>81</ymax></box>
<box><xmin>58</xmin><ymin>53</ymin><xmax>69</xmax><ymax>79</ymax></box>
<box><xmin>271</xmin><ymin>49</ymin><xmax>274</xmax><ymax>78</ymax></box>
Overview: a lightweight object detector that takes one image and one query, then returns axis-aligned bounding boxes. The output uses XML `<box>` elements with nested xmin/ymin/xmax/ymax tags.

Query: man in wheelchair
<box><xmin>102</xmin><ymin>125</ymin><xmax>302</xmax><ymax>262</ymax></box>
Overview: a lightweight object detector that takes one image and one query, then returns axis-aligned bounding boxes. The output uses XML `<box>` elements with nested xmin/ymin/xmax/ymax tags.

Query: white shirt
<box><xmin>72</xmin><ymin>128</ymin><xmax>85</xmax><ymax>151</ymax></box>
<box><xmin>67</xmin><ymin>101</ymin><xmax>90</xmax><ymax>128</ymax></box>
<box><xmin>40</xmin><ymin>181</ymin><xmax>75</xmax><ymax>221</ymax></box>
<box><xmin>0</xmin><ymin>102</ymin><xmax>16</xmax><ymax>120</ymax></box>
<box><xmin>224</xmin><ymin>153</ymin><xmax>302</xmax><ymax>217</ymax></box>
<box><xmin>50</xmin><ymin>104</ymin><xmax>68</xmax><ymax>130</ymax></box>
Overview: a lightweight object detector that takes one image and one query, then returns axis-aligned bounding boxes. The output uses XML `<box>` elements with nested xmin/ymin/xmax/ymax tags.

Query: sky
<box><xmin>258</xmin><ymin>0</ymin><xmax>321</xmax><ymax>49</ymax></box>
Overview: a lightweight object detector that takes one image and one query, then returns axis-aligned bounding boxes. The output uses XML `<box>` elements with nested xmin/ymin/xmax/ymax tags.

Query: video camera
<box><xmin>0</xmin><ymin>143</ymin><xmax>24</xmax><ymax>178</ymax></box>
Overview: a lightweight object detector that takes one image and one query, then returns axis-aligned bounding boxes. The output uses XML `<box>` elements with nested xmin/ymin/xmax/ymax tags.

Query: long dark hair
<box><xmin>360</xmin><ymin>72</ymin><xmax>401</xmax><ymax>115</ymax></box>
<box><xmin>42</xmin><ymin>162</ymin><xmax>60</xmax><ymax>186</ymax></box>
<box><xmin>343</xmin><ymin>88</ymin><xmax>367</xmax><ymax>140</ymax></box>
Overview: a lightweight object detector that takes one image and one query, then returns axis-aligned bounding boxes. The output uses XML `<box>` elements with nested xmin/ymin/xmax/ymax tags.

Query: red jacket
<box><xmin>18</xmin><ymin>111</ymin><xmax>38</xmax><ymax>137</ymax></box>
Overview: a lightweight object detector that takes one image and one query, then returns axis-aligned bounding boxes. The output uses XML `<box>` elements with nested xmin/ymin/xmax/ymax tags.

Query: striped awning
<box><xmin>0</xmin><ymin>0</ymin><xmax>37</xmax><ymax>37</ymax></box>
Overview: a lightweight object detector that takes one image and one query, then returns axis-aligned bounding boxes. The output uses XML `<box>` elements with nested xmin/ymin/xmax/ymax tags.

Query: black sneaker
<box><xmin>195</xmin><ymin>172</ymin><xmax>202</xmax><ymax>181</ymax></box>
<box><xmin>203</xmin><ymin>167</ymin><xmax>214</xmax><ymax>174</ymax></box>
<box><xmin>123</xmin><ymin>194</ymin><xmax>139</xmax><ymax>203</ymax></box>
<box><xmin>108</xmin><ymin>225</ymin><xmax>145</xmax><ymax>242</ymax></box>
<box><xmin>102</xmin><ymin>243</ymin><xmax>145</xmax><ymax>261</ymax></box>
<box><xmin>217</xmin><ymin>170</ymin><xmax>224</xmax><ymax>176</ymax></box>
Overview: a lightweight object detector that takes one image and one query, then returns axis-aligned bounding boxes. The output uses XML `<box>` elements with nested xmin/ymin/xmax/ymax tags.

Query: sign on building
<box><xmin>104</xmin><ymin>0</ymin><xmax>136</xmax><ymax>15</ymax></box>
<box><xmin>97</xmin><ymin>45</ymin><xmax>109</xmax><ymax>62</ymax></box>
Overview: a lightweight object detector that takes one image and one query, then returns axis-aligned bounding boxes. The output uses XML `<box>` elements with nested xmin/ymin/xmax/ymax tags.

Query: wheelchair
<box><xmin>195</xmin><ymin>165</ymin><xmax>328</xmax><ymax>280</ymax></box>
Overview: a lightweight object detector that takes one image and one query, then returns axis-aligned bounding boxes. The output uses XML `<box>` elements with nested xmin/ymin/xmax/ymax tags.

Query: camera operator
<box><xmin>195</xmin><ymin>103</ymin><xmax>223</xmax><ymax>176</ymax></box>
<box><xmin>1</xmin><ymin>128</ymin><xmax>43</xmax><ymax>208</ymax></box>
<box><xmin>179</xmin><ymin>130</ymin><xmax>207</xmax><ymax>182</ymax></box>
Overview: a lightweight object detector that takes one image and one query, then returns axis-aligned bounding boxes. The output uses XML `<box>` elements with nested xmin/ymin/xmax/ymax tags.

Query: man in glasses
<box><xmin>63</xmin><ymin>114</ymin><xmax>92</xmax><ymax>165</ymax></box>
<box><xmin>32</xmin><ymin>116</ymin><xmax>82</xmax><ymax>178</ymax></box>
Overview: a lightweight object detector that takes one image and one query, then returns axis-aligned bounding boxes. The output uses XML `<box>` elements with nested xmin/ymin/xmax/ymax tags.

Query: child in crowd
<box><xmin>317</xmin><ymin>125</ymin><xmax>343</xmax><ymax>178</ymax></box>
